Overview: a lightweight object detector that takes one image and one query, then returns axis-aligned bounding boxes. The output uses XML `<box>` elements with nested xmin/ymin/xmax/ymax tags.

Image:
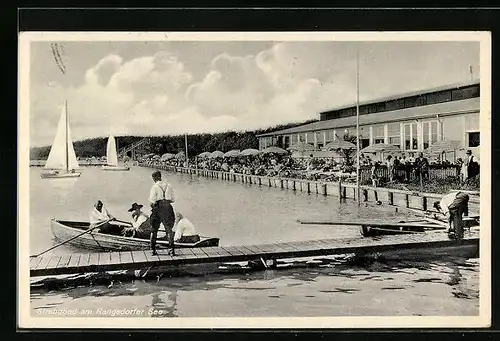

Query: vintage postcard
<box><xmin>18</xmin><ymin>31</ymin><xmax>491</xmax><ymax>329</ymax></box>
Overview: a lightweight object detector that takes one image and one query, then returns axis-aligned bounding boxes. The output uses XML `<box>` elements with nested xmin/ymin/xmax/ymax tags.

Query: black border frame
<box><xmin>12</xmin><ymin>6</ymin><xmax>500</xmax><ymax>339</ymax></box>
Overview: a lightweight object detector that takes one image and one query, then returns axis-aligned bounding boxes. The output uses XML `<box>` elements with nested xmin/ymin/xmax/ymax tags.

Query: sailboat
<box><xmin>41</xmin><ymin>101</ymin><xmax>81</xmax><ymax>179</ymax></box>
<box><xmin>102</xmin><ymin>134</ymin><xmax>130</xmax><ymax>171</ymax></box>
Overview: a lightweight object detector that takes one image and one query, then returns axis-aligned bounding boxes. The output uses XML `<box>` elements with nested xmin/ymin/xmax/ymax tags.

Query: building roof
<box><xmin>319</xmin><ymin>79</ymin><xmax>480</xmax><ymax>115</ymax></box>
<box><xmin>257</xmin><ymin>97</ymin><xmax>479</xmax><ymax>137</ymax></box>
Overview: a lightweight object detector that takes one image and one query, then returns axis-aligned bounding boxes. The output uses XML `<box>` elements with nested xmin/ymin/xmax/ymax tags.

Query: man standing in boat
<box><xmin>149</xmin><ymin>170</ymin><xmax>176</xmax><ymax>256</ymax></box>
<box><xmin>433</xmin><ymin>191</ymin><xmax>470</xmax><ymax>239</ymax></box>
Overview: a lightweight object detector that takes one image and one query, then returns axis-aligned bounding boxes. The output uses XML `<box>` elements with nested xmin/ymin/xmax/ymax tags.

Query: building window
<box><xmin>372</xmin><ymin>124</ymin><xmax>384</xmax><ymax>144</ymax></box>
<box><xmin>423</xmin><ymin>122</ymin><xmax>430</xmax><ymax>149</ymax></box>
<box><xmin>426</xmin><ymin>90</ymin><xmax>452</xmax><ymax>105</ymax></box>
<box><xmin>386</xmin><ymin>98</ymin><xmax>405</xmax><ymax>111</ymax></box>
<box><xmin>325</xmin><ymin>130</ymin><xmax>334</xmax><ymax>142</ymax></box>
<box><xmin>452</xmin><ymin>85</ymin><xmax>479</xmax><ymax>101</ymax></box>
<box><xmin>291</xmin><ymin>134</ymin><xmax>298</xmax><ymax>144</ymax></box>
<box><xmin>403</xmin><ymin>122</ymin><xmax>419</xmax><ymax>150</ymax></box>
<box><xmin>422</xmin><ymin>120</ymin><xmax>439</xmax><ymax>149</ymax></box>
<box><xmin>468</xmin><ymin>132</ymin><xmax>480</xmax><ymax>147</ymax></box>
<box><xmin>306</xmin><ymin>132</ymin><xmax>314</xmax><ymax>143</ymax></box>
<box><xmin>387</xmin><ymin>123</ymin><xmax>400</xmax><ymax>148</ymax></box>
<box><xmin>431</xmin><ymin>121</ymin><xmax>438</xmax><ymax>144</ymax></box>
<box><xmin>298</xmin><ymin>133</ymin><xmax>306</xmax><ymax>143</ymax></box>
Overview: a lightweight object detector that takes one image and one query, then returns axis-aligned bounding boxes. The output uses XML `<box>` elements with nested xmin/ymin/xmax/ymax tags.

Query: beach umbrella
<box><xmin>240</xmin><ymin>148</ymin><xmax>260</xmax><ymax>156</ymax></box>
<box><xmin>160</xmin><ymin>153</ymin><xmax>175</xmax><ymax>161</ymax></box>
<box><xmin>224</xmin><ymin>149</ymin><xmax>241</xmax><ymax>158</ymax></box>
<box><xmin>424</xmin><ymin>140</ymin><xmax>463</xmax><ymax>154</ymax></box>
<box><xmin>323</xmin><ymin>140</ymin><xmax>356</xmax><ymax>151</ymax></box>
<box><xmin>360</xmin><ymin>143</ymin><xmax>401</xmax><ymax>154</ymax></box>
<box><xmin>175</xmin><ymin>151</ymin><xmax>185</xmax><ymax>159</ymax></box>
<box><xmin>209</xmin><ymin>150</ymin><xmax>224</xmax><ymax>158</ymax></box>
<box><xmin>287</xmin><ymin>142</ymin><xmax>315</xmax><ymax>152</ymax></box>
<box><xmin>197</xmin><ymin>151</ymin><xmax>211</xmax><ymax>158</ymax></box>
<box><xmin>423</xmin><ymin>140</ymin><xmax>463</xmax><ymax>162</ymax></box>
<box><xmin>260</xmin><ymin>146</ymin><xmax>288</xmax><ymax>155</ymax></box>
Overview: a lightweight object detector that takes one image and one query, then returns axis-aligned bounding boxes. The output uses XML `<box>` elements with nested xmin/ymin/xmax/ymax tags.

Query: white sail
<box><xmin>44</xmin><ymin>102</ymin><xmax>80</xmax><ymax>171</ymax></box>
<box><xmin>106</xmin><ymin>134</ymin><xmax>119</xmax><ymax>166</ymax></box>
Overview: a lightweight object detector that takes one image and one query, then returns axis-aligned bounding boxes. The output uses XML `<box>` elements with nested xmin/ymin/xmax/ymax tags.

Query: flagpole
<box><xmin>356</xmin><ymin>52</ymin><xmax>360</xmax><ymax>205</ymax></box>
<box><xmin>184</xmin><ymin>133</ymin><xmax>189</xmax><ymax>166</ymax></box>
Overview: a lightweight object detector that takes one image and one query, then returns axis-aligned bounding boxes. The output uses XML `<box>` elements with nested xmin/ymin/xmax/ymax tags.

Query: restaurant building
<box><xmin>257</xmin><ymin>80</ymin><xmax>481</xmax><ymax>160</ymax></box>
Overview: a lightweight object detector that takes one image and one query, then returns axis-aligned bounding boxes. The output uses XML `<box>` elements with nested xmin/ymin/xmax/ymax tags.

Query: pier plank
<box><xmin>190</xmin><ymin>247</ymin><xmax>210</xmax><ymax>259</ymax></box>
<box><xmin>67</xmin><ymin>254</ymin><xmax>81</xmax><ymax>269</ymax></box>
<box><xmin>76</xmin><ymin>253</ymin><xmax>90</xmax><ymax>268</ymax></box>
<box><xmin>87</xmin><ymin>253</ymin><xmax>99</xmax><ymax>268</ymax></box>
<box><xmin>46</xmin><ymin>255</ymin><xmax>62</xmax><ymax>269</ymax></box>
<box><xmin>133</xmin><ymin>250</ymin><xmax>149</xmax><ymax>265</ymax></box>
<box><xmin>119</xmin><ymin>251</ymin><xmax>134</xmax><ymax>265</ymax></box>
<box><xmin>109</xmin><ymin>252</ymin><xmax>121</xmax><ymax>265</ymax></box>
<box><xmin>98</xmin><ymin>252</ymin><xmax>111</xmax><ymax>266</ymax></box>
<box><xmin>30</xmin><ymin>256</ymin><xmax>42</xmax><ymax>270</ymax></box>
<box><xmin>156</xmin><ymin>251</ymin><xmax>174</xmax><ymax>263</ymax></box>
<box><xmin>35</xmin><ymin>255</ymin><xmax>53</xmax><ymax>271</ymax></box>
<box><xmin>172</xmin><ymin>249</ymin><xmax>193</xmax><ymax>259</ymax></box>
<box><xmin>220</xmin><ymin>246</ymin><xmax>245</xmax><ymax>257</ymax></box>
<box><xmin>199</xmin><ymin>247</ymin><xmax>220</xmax><ymax>257</ymax></box>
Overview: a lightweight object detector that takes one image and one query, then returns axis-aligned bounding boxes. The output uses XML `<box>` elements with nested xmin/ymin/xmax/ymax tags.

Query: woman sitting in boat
<box><xmin>122</xmin><ymin>202</ymin><xmax>151</xmax><ymax>239</ymax></box>
<box><xmin>89</xmin><ymin>200</ymin><xmax>122</xmax><ymax>235</ymax></box>
<box><xmin>173</xmin><ymin>211</ymin><xmax>200</xmax><ymax>243</ymax></box>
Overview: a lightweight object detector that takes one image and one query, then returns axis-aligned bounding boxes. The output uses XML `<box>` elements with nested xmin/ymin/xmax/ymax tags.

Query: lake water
<box><xmin>29</xmin><ymin>167</ymin><xmax>479</xmax><ymax>317</ymax></box>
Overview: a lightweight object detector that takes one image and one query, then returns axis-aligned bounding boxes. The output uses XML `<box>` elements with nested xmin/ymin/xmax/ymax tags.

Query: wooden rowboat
<box><xmin>50</xmin><ymin>219</ymin><xmax>219</xmax><ymax>252</ymax></box>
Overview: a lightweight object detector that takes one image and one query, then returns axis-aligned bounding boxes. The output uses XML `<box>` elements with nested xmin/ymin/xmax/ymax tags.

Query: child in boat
<box><xmin>173</xmin><ymin>211</ymin><xmax>200</xmax><ymax>243</ymax></box>
<box><xmin>433</xmin><ymin>191</ymin><xmax>470</xmax><ymax>239</ymax></box>
<box><xmin>123</xmin><ymin>202</ymin><xmax>151</xmax><ymax>239</ymax></box>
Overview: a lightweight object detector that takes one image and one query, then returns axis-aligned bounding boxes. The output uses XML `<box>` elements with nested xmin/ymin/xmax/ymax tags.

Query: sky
<box><xmin>28</xmin><ymin>40</ymin><xmax>479</xmax><ymax>147</ymax></box>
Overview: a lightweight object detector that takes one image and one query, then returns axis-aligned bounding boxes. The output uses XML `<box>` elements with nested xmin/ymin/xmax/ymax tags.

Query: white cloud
<box><xmin>30</xmin><ymin>41</ymin><xmax>479</xmax><ymax>147</ymax></box>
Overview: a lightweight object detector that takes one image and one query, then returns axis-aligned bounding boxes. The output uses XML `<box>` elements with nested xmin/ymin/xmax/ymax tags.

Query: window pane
<box><xmin>325</xmin><ymin>131</ymin><xmax>334</xmax><ymax>142</ymax></box>
<box><xmin>306</xmin><ymin>132</ymin><xmax>314</xmax><ymax>143</ymax></box>
<box><xmin>423</xmin><ymin>122</ymin><xmax>430</xmax><ymax>149</ymax></box>
<box><xmin>387</xmin><ymin>123</ymin><xmax>399</xmax><ymax>136</ymax></box>
<box><xmin>291</xmin><ymin>134</ymin><xmax>298</xmax><ymax>143</ymax></box>
<box><xmin>374</xmin><ymin>138</ymin><xmax>384</xmax><ymax>144</ymax></box>
<box><xmin>431</xmin><ymin>121</ymin><xmax>438</xmax><ymax>144</ymax></box>
<box><xmin>411</xmin><ymin>123</ymin><xmax>418</xmax><ymax>150</ymax></box>
<box><xmin>372</xmin><ymin>124</ymin><xmax>384</xmax><ymax>139</ymax></box>
<box><xmin>404</xmin><ymin>125</ymin><xmax>411</xmax><ymax>150</ymax></box>
<box><xmin>389</xmin><ymin>136</ymin><xmax>401</xmax><ymax>147</ymax></box>
<box><xmin>468</xmin><ymin>132</ymin><xmax>480</xmax><ymax>147</ymax></box>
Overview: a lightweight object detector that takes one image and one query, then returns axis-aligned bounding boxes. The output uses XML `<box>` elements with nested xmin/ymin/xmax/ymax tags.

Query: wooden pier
<box><xmin>30</xmin><ymin>231</ymin><xmax>479</xmax><ymax>278</ymax></box>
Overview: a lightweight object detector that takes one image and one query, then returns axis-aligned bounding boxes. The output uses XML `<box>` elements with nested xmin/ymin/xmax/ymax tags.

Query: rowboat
<box><xmin>50</xmin><ymin>219</ymin><xmax>219</xmax><ymax>251</ymax></box>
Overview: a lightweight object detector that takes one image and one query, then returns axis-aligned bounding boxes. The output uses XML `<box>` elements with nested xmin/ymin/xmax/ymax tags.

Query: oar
<box><xmin>30</xmin><ymin>219</ymin><xmax>112</xmax><ymax>258</ymax></box>
<box><xmin>296</xmin><ymin>220</ymin><xmax>446</xmax><ymax>229</ymax></box>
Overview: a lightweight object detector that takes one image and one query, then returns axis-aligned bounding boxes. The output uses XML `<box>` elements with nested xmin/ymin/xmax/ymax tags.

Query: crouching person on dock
<box><xmin>433</xmin><ymin>191</ymin><xmax>470</xmax><ymax>239</ymax></box>
<box><xmin>173</xmin><ymin>211</ymin><xmax>200</xmax><ymax>244</ymax></box>
<box><xmin>149</xmin><ymin>170</ymin><xmax>176</xmax><ymax>256</ymax></box>
<box><xmin>122</xmin><ymin>202</ymin><xmax>151</xmax><ymax>239</ymax></box>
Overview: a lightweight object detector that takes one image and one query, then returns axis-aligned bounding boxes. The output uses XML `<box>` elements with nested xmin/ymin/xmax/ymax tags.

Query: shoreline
<box><xmin>138</xmin><ymin>162</ymin><xmax>480</xmax><ymax>215</ymax></box>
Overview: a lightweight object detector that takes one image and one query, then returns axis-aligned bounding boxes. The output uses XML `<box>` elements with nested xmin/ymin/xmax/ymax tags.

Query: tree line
<box><xmin>29</xmin><ymin>119</ymin><xmax>317</xmax><ymax>160</ymax></box>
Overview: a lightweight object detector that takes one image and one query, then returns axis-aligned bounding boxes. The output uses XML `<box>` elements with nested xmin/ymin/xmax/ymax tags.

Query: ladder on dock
<box><xmin>30</xmin><ymin>233</ymin><xmax>479</xmax><ymax>278</ymax></box>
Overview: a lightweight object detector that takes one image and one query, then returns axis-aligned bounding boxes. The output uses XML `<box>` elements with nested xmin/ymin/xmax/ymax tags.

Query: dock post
<box><xmin>307</xmin><ymin>182</ymin><xmax>311</xmax><ymax>194</ymax></box>
<box><xmin>338</xmin><ymin>181</ymin><xmax>342</xmax><ymax>202</ymax></box>
<box><xmin>292</xmin><ymin>180</ymin><xmax>296</xmax><ymax>191</ymax></box>
<box><xmin>268</xmin><ymin>178</ymin><xmax>272</xmax><ymax>187</ymax></box>
<box><xmin>422</xmin><ymin>196</ymin><xmax>428</xmax><ymax>211</ymax></box>
<box><xmin>363</xmin><ymin>189</ymin><xmax>368</xmax><ymax>202</ymax></box>
<box><xmin>405</xmin><ymin>194</ymin><xmax>410</xmax><ymax>208</ymax></box>
<box><xmin>388</xmin><ymin>192</ymin><xmax>394</xmax><ymax>206</ymax></box>
<box><xmin>321</xmin><ymin>183</ymin><xmax>327</xmax><ymax>196</ymax></box>
<box><xmin>258</xmin><ymin>177</ymin><xmax>262</xmax><ymax>186</ymax></box>
<box><xmin>280</xmin><ymin>179</ymin><xmax>284</xmax><ymax>189</ymax></box>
